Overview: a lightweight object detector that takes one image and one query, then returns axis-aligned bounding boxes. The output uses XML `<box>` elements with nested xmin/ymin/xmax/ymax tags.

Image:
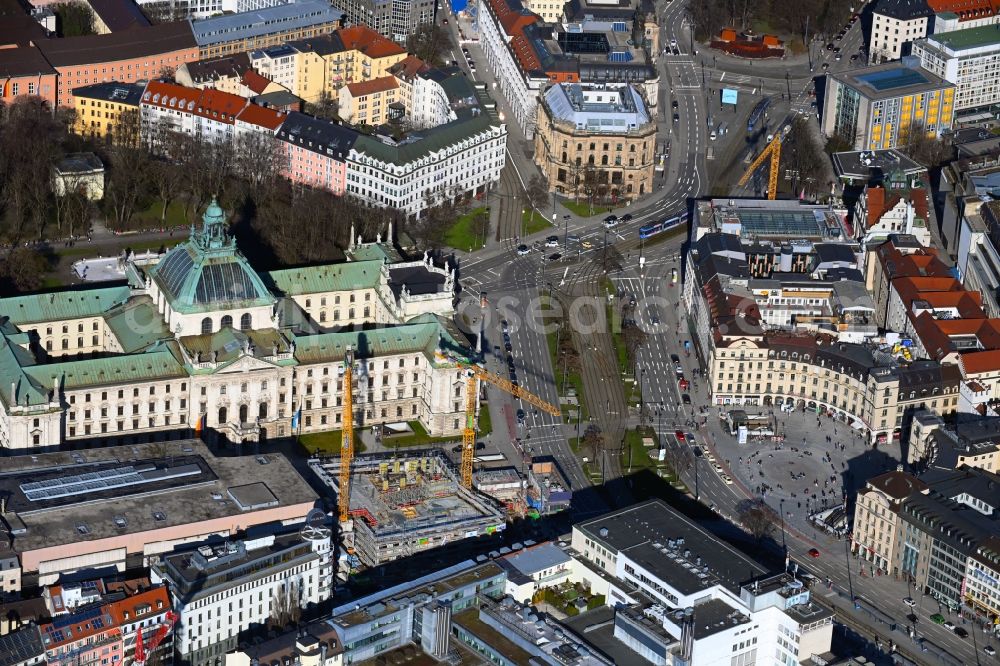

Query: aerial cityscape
<box><xmin>2</xmin><ymin>0</ymin><xmax>1000</xmax><ymax>663</ymax></box>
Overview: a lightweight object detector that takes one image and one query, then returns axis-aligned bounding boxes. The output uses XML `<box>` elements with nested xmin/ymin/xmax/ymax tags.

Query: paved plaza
<box><xmin>710</xmin><ymin>406</ymin><xmax>904</xmax><ymax>537</ymax></box>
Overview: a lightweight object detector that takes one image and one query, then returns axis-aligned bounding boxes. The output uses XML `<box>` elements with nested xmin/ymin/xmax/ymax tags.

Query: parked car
<box><xmin>943</xmin><ymin>621</ymin><xmax>957</xmax><ymax>631</ymax></box>
<box><xmin>930</xmin><ymin>613</ymin><xmax>946</xmax><ymax>624</ymax></box>
<box><xmin>955</xmin><ymin>627</ymin><xmax>969</xmax><ymax>639</ymax></box>
<box><xmin>903</xmin><ymin>597</ymin><xmax>916</xmax><ymax>607</ymax></box>
<box><xmin>713</xmin><ymin>463</ymin><xmax>723</xmax><ymax>473</ymax></box>
<box><xmin>722</xmin><ymin>474</ymin><xmax>733</xmax><ymax>485</ymax></box>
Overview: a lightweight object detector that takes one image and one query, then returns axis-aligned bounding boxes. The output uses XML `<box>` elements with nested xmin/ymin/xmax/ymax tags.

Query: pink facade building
<box><xmin>40</xmin><ymin>587</ymin><xmax>172</xmax><ymax>666</ymax></box>
<box><xmin>275</xmin><ymin>111</ymin><xmax>357</xmax><ymax>195</ymax></box>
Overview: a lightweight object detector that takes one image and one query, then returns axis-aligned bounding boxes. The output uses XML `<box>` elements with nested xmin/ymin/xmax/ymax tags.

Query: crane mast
<box><xmin>436</xmin><ymin>351</ymin><xmax>561</xmax><ymax>489</ymax></box>
<box><xmin>738</xmin><ymin>132</ymin><xmax>782</xmax><ymax>200</ymax></box>
<box><xmin>338</xmin><ymin>345</ymin><xmax>354</xmax><ymax>523</ymax></box>
<box><xmin>132</xmin><ymin>611</ymin><xmax>178</xmax><ymax>666</ymax></box>
<box><xmin>461</xmin><ymin>373</ymin><xmax>478</xmax><ymax>488</ymax></box>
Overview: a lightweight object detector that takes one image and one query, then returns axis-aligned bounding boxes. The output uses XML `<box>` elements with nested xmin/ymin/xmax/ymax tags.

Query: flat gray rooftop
<box><xmin>576</xmin><ymin>500</ymin><xmax>768</xmax><ymax>595</ymax></box>
<box><xmin>1</xmin><ymin>440</ymin><xmax>318</xmax><ymax>555</ymax></box>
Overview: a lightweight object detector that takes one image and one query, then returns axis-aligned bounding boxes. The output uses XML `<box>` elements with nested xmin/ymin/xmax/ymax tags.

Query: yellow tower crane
<box><xmin>338</xmin><ymin>345</ymin><xmax>355</xmax><ymax>524</ymax></box>
<box><xmin>437</xmin><ymin>351</ymin><xmax>561</xmax><ymax>488</ymax></box>
<box><xmin>738</xmin><ymin>131</ymin><xmax>783</xmax><ymax>200</ymax></box>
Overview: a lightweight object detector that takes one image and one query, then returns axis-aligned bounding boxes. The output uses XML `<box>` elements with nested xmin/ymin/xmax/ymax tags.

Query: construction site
<box><xmin>309</xmin><ymin>450</ymin><xmax>506</xmax><ymax>569</ymax></box>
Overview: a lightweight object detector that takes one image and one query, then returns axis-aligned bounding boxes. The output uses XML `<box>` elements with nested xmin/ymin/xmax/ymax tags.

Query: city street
<box><xmin>436</xmin><ymin>0</ymin><xmax>992</xmax><ymax>662</ymax></box>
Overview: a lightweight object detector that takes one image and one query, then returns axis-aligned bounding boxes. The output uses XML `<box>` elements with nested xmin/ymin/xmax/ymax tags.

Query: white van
<box><xmin>709</xmin><ymin>130</ymin><xmax>717</xmax><ymax>141</ymax></box>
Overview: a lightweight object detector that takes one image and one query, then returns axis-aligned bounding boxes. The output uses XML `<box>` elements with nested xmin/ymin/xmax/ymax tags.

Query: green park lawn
<box><xmin>444</xmin><ymin>208</ymin><xmax>489</xmax><ymax>250</ymax></box>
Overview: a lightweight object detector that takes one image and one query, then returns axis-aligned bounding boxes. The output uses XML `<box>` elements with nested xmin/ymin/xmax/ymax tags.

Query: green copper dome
<box><xmin>150</xmin><ymin>199</ymin><xmax>275</xmax><ymax>315</ymax></box>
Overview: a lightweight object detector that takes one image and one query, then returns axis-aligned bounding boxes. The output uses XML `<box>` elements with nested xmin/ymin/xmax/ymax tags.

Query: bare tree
<box><xmin>269</xmin><ymin>583</ymin><xmax>301</xmax><ymax>629</ymax></box>
<box><xmin>111</xmin><ymin>107</ymin><xmax>142</xmax><ymax>150</ymax></box>
<box><xmin>234</xmin><ymin>131</ymin><xmax>283</xmax><ymax>194</ymax></box>
<box><xmin>737</xmin><ymin>498</ymin><xmax>779</xmax><ymax>543</ymax></box>
<box><xmin>305</xmin><ymin>90</ymin><xmax>339</xmax><ymax>122</ymax></box>
<box><xmin>405</xmin><ymin>23</ymin><xmax>452</xmax><ymax>66</ymax></box>
<box><xmin>524</xmin><ymin>174</ymin><xmax>550</xmax><ymax>213</ymax></box>
<box><xmin>622</xmin><ymin>320</ymin><xmax>648</xmax><ymax>376</ymax></box>
<box><xmin>0</xmin><ymin>247</ymin><xmax>49</xmax><ymax>295</ymax></box>
<box><xmin>581</xmin><ymin>425</ymin><xmax>604</xmax><ymax>463</ymax></box>
<box><xmin>53</xmin><ymin>171</ymin><xmax>94</xmax><ymax>238</ymax></box>
<box><xmin>902</xmin><ymin>124</ymin><xmax>954</xmax><ymax>168</ymax></box>
<box><xmin>151</xmin><ymin>158</ymin><xmax>185</xmax><ymax>223</ymax></box>
<box><xmin>0</xmin><ymin>97</ymin><xmax>64</xmax><ymax>240</ymax></box>
<box><xmin>104</xmin><ymin>110</ymin><xmax>149</xmax><ymax>230</ymax></box>
<box><xmin>781</xmin><ymin>118</ymin><xmax>826</xmax><ymax>198</ymax></box>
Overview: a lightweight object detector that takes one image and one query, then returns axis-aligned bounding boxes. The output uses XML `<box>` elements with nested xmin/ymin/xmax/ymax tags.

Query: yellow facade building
<box><xmin>291</xmin><ymin>25</ymin><xmax>407</xmax><ymax>104</ymax></box>
<box><xmin>72</xmin><ymin>82</ymin><xmax>145</xmax><ymax>141</ymax></box>
<box><xmin>821</xmin><ymin>61</ymin><xmax>955</xmax><ymax>150</ymax></box>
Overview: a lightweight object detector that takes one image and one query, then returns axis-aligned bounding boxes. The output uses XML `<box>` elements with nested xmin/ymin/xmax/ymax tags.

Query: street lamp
<box><xmin>640</xmin><ymin>368</ymin><xmax>647</xmax><ymax>425</ymax></box>
<box><xmin>779</xmin><ymin>498</ymin><xmax>787</xmax><ymax>556</ymax></box>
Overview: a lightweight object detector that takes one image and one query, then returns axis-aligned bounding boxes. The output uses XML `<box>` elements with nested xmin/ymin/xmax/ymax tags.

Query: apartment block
<box><xmin>190</xmin><ymin>0</ymin><xmax>342</xmax><ymax>59</ymax></box>
<box><xmin>71</xmin><ymin>82</ymin><xmax>144</xmax><ymax>140</ymax></box>
<box><xmin>822</xmin><ymin>58</ymin><xmax>955</xmax><ymax>150</ymax></box>
<box><xmin>339</xmin><ymin>76</ymin><xmax>399</xmax><ymax>126</ymax></box>
<box><xmin>329</xmin><ymin>0</ymin><xmax>435</xmax><ymax>44</ymax></box>
<box><xmin>853</xmin><ymin>469</ymin><xmax>928</xmax><ymax>573</ymax></box>
<box><xmin>153</xmin><ymin>527</ymin><xmax>332</xmax><ymax>666</ymax></box>
<box><xmin>913</xmin><ymin>24</ymin><xmax>1000</xmax><ymax>110</ymax></box>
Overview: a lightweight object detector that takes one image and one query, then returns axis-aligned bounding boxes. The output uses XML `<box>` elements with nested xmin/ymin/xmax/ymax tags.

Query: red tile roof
<box><xmin>866</xmin><ymin>184</ymin><xmax>931</xmax><ymax>229</ymax></box>
<box><xmin>866</xmin><ymin>186</ymin><xmax>897</xmax><ymax>229</ymax></box>
<box><xmin>912</xmin><ymin>187</ymin><xmax>929</xmax><ymax>220</ymax></box>
<box><xmin>486</xmin><ymin>0</ymin><xmax>543</xmax><ymax>73</ymax></box>
<box><xmin>878</xmin><ymin>243</ymin><xmax>952</xmax><ymax>280</ymax></box>
<box><xmin>105</xmin><ymin>587</ymin><xmax>170</xmax><ymax>627</ymax></box>
<box><xmin>927</xmin><ymin>0</ymin><xmax>1000</xmax><ymax>20</ymax></box>
<box><xmin>241</xmin><ymin>68</ymin><xmax>272</xmax><ymax>95</ymax></box>
<box><xmin>142</xmin><ymin>80</ymin><xmax>202</xmax><ymax>112</ymax></box>
<box><xmin>345</xmin><ymin>76</ymin><xmax>398</xmax><ymax>98</ymax></box>
<box><xmin>338</xmin><ymin>25</ymin><xmax>405</xmax><ymax>59</ymax></box>
<box><xmin>41</xmin><ymin>608</ymin><xmax>115</xmax><ymax>648</ymax></box>
<box><xmin>39</xmin><ymin>21</ymin><xmax>196</xmax><ymax>68</ymax></box>
<box><xmin>389</xmin><ymin>55</ymin><xmax>428</xmax><ymax>81</ymax></box>
<box><xmin>962</xmin><ymin>349</ymin><xmax>1000</xmax><ymax>374</ymax></box>
<box><xmin>196</xmin><ymin>87</ymin><xmax>247</xmax><ymax>121</ymax></box>
<box><xmin>912</xmin><ymin>290</ymin><xmax>985</xmax><ymax>317</ymax></box>
<box><xmin>142</xmin><ymin>81</ymin><xmax>248</xmax><ymax>124</ymax></box>
<box><xmin>236</xmin><ymin>104</ymin><xmax>287</xmax><ymax>130</ymax></box>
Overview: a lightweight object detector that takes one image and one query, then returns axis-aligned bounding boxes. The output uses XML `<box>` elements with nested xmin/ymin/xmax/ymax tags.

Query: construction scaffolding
<box><xmin>309</xmin><ymin>450</ymin><xmax>505</xmax><ymax>568</ymax></box>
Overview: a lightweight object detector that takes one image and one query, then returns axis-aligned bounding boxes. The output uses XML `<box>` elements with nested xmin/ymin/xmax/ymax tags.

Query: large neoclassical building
<box><xmin>0</xmin><ymin>201</ymin><xmax>473</xmax><ymax>452</ymax></box>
